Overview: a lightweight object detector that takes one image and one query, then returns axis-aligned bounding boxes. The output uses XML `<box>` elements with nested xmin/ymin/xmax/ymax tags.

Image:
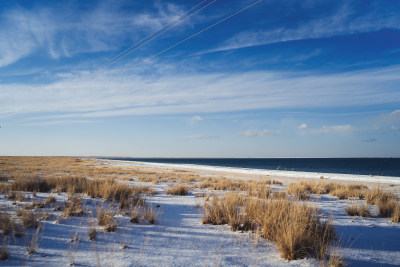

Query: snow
<box><xmin>1</xmin><ymin>159</ymin><xmax>399</xmax><ymax>266</ymax></box>
<box><xmin>312</xmin><ymin>194</ymin><xmax>400</xmax><ymax>266</ymax></box>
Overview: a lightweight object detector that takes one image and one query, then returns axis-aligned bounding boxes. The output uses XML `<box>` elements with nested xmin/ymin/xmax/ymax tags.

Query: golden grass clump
<box><xmin>45</xmin><ymin>195</ymin><xmax>56</xmax><ymax>204</ymax></box>
<box><xmin>364</xmin><ymin>187</ymin><xmax>399</xmax><ymax>220</ymax></box>
<box><xmin>63</xmin><ymin>196</ymin><xmax>85</xmax><ymax>217</ymax></box>
<box><xmin>97</xmin><ymin>208</ymin><xmax>117</xmax><ymax>232</ymax></box>
<box><xmin>202</xmin><ymin>192</ymin><xmax>335</xmax><ymax>261</ymax></box>
<box><xmin>271</xmin><ymin>191</ymin><xmax>287</xmax><ymax>200</ymax></box>
<box><xmin>130</xmin><ymin>208</ymin><xmax>139</xmax><ymax>223</ymax></box>
<box><xmin>0</xmin><ymin>209</ymin><xmax>14</xmax><ymax>236</ymax></box>
<box><xmin>250</xmin><ymin>199</ymin><xmax>335</xmax><ymax>261</ymax></box>
<box><xmin>21</xmin><ymin>210</ymin><xmax>39</xmax><ymax>229</ymax></box>
<box><xmin>142</xmin><ymin>205</ymin><xmax>157</xmax><ymax>224</ymax></box>
<box><xmin>165</xmin><ymin>185</ymin><xmax>189</xmax><ymax>196</ymax></box>
<box><xmin>345</xmin><ymin>204</ymin><xmax>371</xmax><ymax>217</ymax></box>
<box><xmin>377</xmin><ymin>199</ymin><xmax>397</xmax><ymax>218</ymax></box>
<box><xmin>202</xmin><ymin>193</ymin><xmax>250</xmax><ymax>231</ymax></box>
<box><xmin>248</xmin><ymin>185</ymin><xmax>271</xmax><ymax>199</ymax></box>
<box><xmin>365</xmin><ymin>188</ymin><xmax>396</xmax><ymax>205</ymax></box>
<box><xmin>198</xmin><ymin>177</ymin><xmax>243</xmax><ymax>191</ymax></box>
<box><xmin>88</xmin><ymin>227</ymin><xmax>97</xmax><ymax>241</ymax></box>
<box><xmin>286</xmin><ymin>180</ymin><xmax>369</xmax><ymax>200</ymax></box>
<box><xmin>391</xmin><ymin>204</ymin><xmax>400</xmax><ymax>223</ymax></box>
<box><xmin>120</xmin><ymin>176</ymin><xmax>133</xmax><ymax>181</ymax></box>
<box><xmin>198</xmin><ymin>177</ymin><xmax>281</xmax><ymax>200</ymax></box>
<box><xmin>137</xmin><ymin>176</ymin><xmax>160</xmax><ymax>184</ymax></box>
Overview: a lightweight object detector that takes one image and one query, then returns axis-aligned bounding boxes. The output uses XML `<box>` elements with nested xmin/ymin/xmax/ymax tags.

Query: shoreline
<box><xmin>98</xmin><ymin>159</ymin><xmax>400</xmax><ymax>185</ymax></box>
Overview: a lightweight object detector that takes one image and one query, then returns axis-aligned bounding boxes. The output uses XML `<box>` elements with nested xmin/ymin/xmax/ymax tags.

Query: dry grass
<box><xmin>5</xmin><ymin>174</ymin><xmax>151</xmax><ymax>210</ymax></box>
<box><xmin>16</xmin><ymin>192</ymin><xmax>25</xmax><ymax>202</ymax></box>
<box><xmin>286</xmin><ymin>180</ymin><xmax>368</xmax><ymax>200</ymax></box>
<box><xmin>0</xmin><ymin>209</ymin><xmax>13</xmax><ymax>236</ymax></box>
<box><xmin>120</xmin><ymin>176</ymin><xmax>133</xmax><ymax>181</ymax></box>
<box><xmin>377</xmin><ymin>199</ymin><xmax>398</xmax><ymax>218</ymax></box>
<box><xmin>142</xmin><ymin>205</ymin><xmax>157</xmax><ymax>224</ymax></box>
<box><xmin>271</xmin><ymin>191</ymin><xmax>286</xmax><ymax>200</ymax></box>
<box><xmin>88</xmin><ymin>227</ymin><xmax>97</xmax><ymax>241</ymax></box>
<box><xmin>0</xmin><ymin>238</ymin><xmax>9</xmax><ymax>261</ymax></box>
<box><xmin>198</xmin><ymin>177</ymin><xmax>281</xmax><ymax>194</ymax></box>
<box><xmin>202</xmin><ymin>193</ymin><xmax>249</xmax><ymax>231</ymax></box>
<box><xmin>330</xmin><ymin>183</ymin><xmax>367</xmax><ymax>199</ymax></box>
<box><xmin>21</xmin><ymin>210</ymin><xmax>39</xmax><ymax>229</ymax></box>
<box><xmin>345</xmin><ymin>204</ymin><xmax>371</xmax><ymax>217</ymax></box>
<box><xmin>202</xmin><ymin>192</ymin><xmax>335</xmax><ymax>260</ymax></box>
<box><xmin>365</xmin><ymin>188</ymin><xmax>396</xmax><ymax>205</ymax></box>
<box><xmin>63</xmin><ymin>196</ymin><xmax>85</xmax><ymax>218</ymax></box>
<box><xmin>45</xmin><ymin>195</ymin><xmax>56</xmax><ymax>204</ymax></box>
<box><xmin>130</xmin><ymin>207</ymin><xmax>139</xmax><ymax>223</ymax></box>
<box><xmin>97</xmin><ymin>208</ymin><xmax>117</xmax><ymax>232</ymax></box>
<box><xmin>137</xmin><ymin>176</ymin><xmax>160</xmax><ymax>184</ymax></box>
<box><xmin>391</xmin><ymin>205</ymin><xmax>400</xmax><ymax>223</ymax></box>
<box><xmin>165</xmin><ymin>185</ymin><xmax>189</xmax><ymax>196</ymax></box>
<box><xmin>328</xmin><ymin>249</ymin><xmax>346</xmax><ymax>267</ymax></box>
<box><xmin>26</xmin><ymin>226</ymin><xmax>41</xmax><ymax>255</ymax></box>
<box><xmin>363</xmin><ymin>187</ymin><xmax>399</xmax><ymax>221</ymax></box>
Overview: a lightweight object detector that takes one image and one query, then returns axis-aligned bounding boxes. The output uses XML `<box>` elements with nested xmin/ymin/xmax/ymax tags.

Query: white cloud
<box><xmin>206</xmin><ymin>3</ymin><xmax>400</xmax><ymax>53</ymax></box>
<box><xmin>0</xmin><ymin>3</ymin><xmax>188</xmax><ymax>67</ymax></box>
<box><xmin>25</xmin><ymin>120</ymin><xmax>98</xmax><ymax>126</ymax></box>
<box><xmin>373</xmin><ymin>110</ymin><xmax>400</xmax><ymax>132</ymax></box>
<box><xmin>0</xmin><ymin>65</ymin><xmax>399</xmax><ymax>120</ymax></box>
<box><xmin>312</xmin><ymin>125</ymin><xmax>354</xmax><ymax>135</ymax></box>
<box><xmin>189</xmin><ymin>115</ymin><xmax>203</xmax><ymax>124</ymax></box>
<box><xmin>238</xmin><ymin>130</ymin><xmax>281</xmax><ymax>137</ymax></box>
<box><xmin>297</xmin><ymin>123</ymin><xmax>308</xmax><ymax>129</ymax></box>
<box><xmin>380</xmin><ymin>110</ymin><xmax>400</xmax><ymax>123</ymax></box>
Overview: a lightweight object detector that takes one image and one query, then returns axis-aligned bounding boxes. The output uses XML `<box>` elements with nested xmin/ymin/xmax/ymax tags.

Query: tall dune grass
<box><xmin>202</xmin><ymin>192</ymin><xmax>335</xmax><ymax>261</ymax></box>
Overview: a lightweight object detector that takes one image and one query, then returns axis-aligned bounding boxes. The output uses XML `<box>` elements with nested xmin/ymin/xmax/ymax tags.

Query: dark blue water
<box><xmin>105</xmin><ymin>158</ymin><xmax>400</xmax><ymax>177</ymax></box>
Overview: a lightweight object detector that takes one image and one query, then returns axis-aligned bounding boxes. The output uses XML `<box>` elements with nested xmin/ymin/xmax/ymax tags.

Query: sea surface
<box><xmin>106</xmin><ymin>158</ymin><xmax>400</xmax><ymax>178</ymax></box>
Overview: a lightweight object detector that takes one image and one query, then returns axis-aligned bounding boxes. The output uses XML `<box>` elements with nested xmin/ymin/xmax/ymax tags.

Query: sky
<box><xmin>0</xmin><ymin>0</ymin><xmax>399</xmax><ymax>157</ymax></box>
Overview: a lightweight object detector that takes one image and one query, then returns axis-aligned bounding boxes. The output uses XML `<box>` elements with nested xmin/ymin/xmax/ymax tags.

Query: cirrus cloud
<box><xmin>312</xmin><ymin>125</ymin><xmax>354</xmax><ymax>135</ymax></box>
<box><xmin>238</xmin><ymin>129</ymin><xmax>281</xmax><ymax>137</ymax></box>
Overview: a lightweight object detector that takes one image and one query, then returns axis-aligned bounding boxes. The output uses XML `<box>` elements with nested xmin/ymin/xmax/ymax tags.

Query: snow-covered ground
<box><xmin>1</xmin><ymin>181</ymin><xmax>316</xmax><ymax>266</ymax></box>
<box><xmin>1</xmin><ymin>159</ymin><xmax>400</xmax><ymax>266</ymax></box>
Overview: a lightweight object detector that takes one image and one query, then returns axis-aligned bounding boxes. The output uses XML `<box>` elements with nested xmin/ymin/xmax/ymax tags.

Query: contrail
<box><xmin>136</xmin><ymin>0</ymin><xmax>264</xmax><ymax>67</ymax></box>
<box><xmin>98</xmin><ymin>0</ymin><xmax>218</xmax><ymax>70</ymax></box>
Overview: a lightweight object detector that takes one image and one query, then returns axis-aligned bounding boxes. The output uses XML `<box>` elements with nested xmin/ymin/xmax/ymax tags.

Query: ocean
<box><xmin>106</xmin><ymin>158</ymin><xmax>400</xmax><ymax>178</ymax></box>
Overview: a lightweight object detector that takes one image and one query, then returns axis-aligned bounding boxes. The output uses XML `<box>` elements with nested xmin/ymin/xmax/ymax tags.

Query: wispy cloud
<box><xmin>297</xmin><ymin>123</ymin><xmax>309</xmax><ymax>130</ymax></box>
<box><xmin>312</xmin><ymin>125</ymin><xmax>354</xmax><ymax>135</ymax></box>
<box><xmin>373</xmin><ymin>110</ymin><xmax>400</xmax><ymax>132</ymax></box>
<box><xmin>25</xmin><ymin>120</ymin><xmax>98</xmax><ymax>126</ymax></box>
<box><xmin>1</xmin><ymin>64</ymin><xmax>399</xmax><ymax>121</ymax></box>
<box><xmin>380</xmin><ymin>110</ymin><xmax>400</xmax><ymax>123</ymax></box>
<box><xmin>238</xmin><ymin>129</ymin><xmax>281</xmax><ymax>137</ymax></box>
<box><xmin>0</xmin><ymin>2</ymin><xmax>188</xmax><ymax>67</ymax></box>
<box><xmin>205</xmin><ymin>3</ymin><xmax>400</xmax><ymax>53</ymax></box>
<box><xmin>188</xmin><ymin>115</ymin><xmax>203</xmax><ymax>124</ymax></box>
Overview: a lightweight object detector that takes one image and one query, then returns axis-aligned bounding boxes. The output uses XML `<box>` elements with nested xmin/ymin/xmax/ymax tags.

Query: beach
<box><xmin>0</xmin><ymin>157</ymin><xmax>399</xmax><ymax>266</ymax></box>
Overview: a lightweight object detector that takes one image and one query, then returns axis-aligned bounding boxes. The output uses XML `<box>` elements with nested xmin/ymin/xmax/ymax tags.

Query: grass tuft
<box><xmin>165</xmin><ymin>185</ymin><xmax>189</xmax><ymax>196</ymax></box>
<box><xmin>202</xmin><ymin>192</ymin><xmax>335</xmax><ymax>261</ymax></box>
<box><xmin>346</xmin><ymin>204</ymin><xmax>371</xmax><ymax>217</ymax></box>
<box><xmin>97</xmin><ymin>208</ymin><xmax>117</xmax><ymax>232</ymax></box>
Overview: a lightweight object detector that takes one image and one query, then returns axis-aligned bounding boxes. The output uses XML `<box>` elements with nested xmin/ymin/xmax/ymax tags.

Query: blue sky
<box><xmin>0</xmin><ymin>0</ymin><xmax>399</xmax><ymax>157</ymax></box>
